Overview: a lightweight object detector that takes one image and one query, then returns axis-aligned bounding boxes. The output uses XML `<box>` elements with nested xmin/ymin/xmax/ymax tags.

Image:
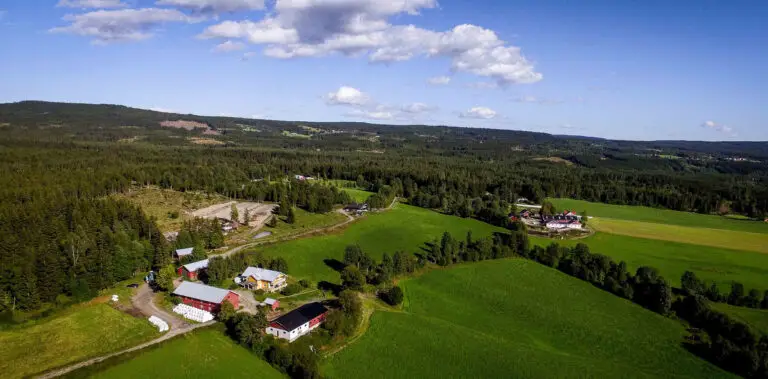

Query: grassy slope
<box><xmin>83</xmin><ymin>328</ymin><xmax>284</xmax><ymax>379</ymax></box>
<box><xmin>0</xmin><ymin>304</ymin><xmax>158</xmax><ymax>379</ymax></box>
<box><xmin>590</xmin><ymin>217</ymin><xmax>768</xmax><ymax>254</ymax></box>
<box><xmin>255</xmin><ymin>204</ymin><xmax>505</xmax><ymax>283</ymax></box>
<box><xmin>531</xmin><ymin>233</ymin><xmax>768</xmax><ymax>292</ymax></box>
<box><xmin>343</xmin><ymin>188</ymin><xmax>372</xmax><ymax>203</ymax></box>
<box><xmin>550</xmin><ymin>198</ymin><xmax>768</xmax><ymax>234</ymax></box>
<box><xmin>325</xmin><ymin>259</ymin><xmax>732</xmax><ymax>379</ymax></box>
<box><xmin>711</xmin><ymin>303</ymin><xmax>768</xmax><ymax>336</ymax></box>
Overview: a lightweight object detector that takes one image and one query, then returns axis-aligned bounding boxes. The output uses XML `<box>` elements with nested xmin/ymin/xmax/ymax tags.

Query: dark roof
<box><xmin>344</xmin><ymin>203</ymin><xmax>365</xmax><ymax>210</ymax></box>
<box><xmin>272</xmin><ymin>302</ymin><xmax>328</xmax><ymax>331</ymax></box>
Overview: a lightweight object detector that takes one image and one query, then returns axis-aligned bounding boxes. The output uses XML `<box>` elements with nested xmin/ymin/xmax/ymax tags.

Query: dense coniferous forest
<box><xmin>0</xmin><ymin>101</ymin><xmax>767</xmax><ymax>312</ymax></box>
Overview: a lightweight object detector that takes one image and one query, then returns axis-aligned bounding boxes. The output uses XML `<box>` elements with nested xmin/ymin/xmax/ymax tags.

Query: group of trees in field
<box><xmin>324</xmin><ymin>290</ymin><xmax>364</xmax><ymax>338</ymax></box>
<box><xmin>340</xmin><ymin>245</ymin><xmax>422</xmax><ymax>290</ymax></box>
<box><xmin>426</xmin><ymin>230</ymin><xmax>529</xmax><ymax>267</ymax></box>
<box><xmin>675</xmin><ymin>294</ymin><xmax>768</xmax><ymax>378</ymax></box>
<box><xmin>527</xmin><ymin>243</ymin><xmax>673</xmax><ymax>315</ymax></box>
<box><xmin>682</xmin><ymin>271</ymin><xmax>768</xmax><ymax>310</ymax></box>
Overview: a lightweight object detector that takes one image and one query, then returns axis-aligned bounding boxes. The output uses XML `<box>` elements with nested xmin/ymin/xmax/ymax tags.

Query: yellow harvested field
<box><xmin>188</xmin><ymin>137</ymin><xmax>225</xmax><ymax>145</ymax></box>
<box><xmin>591</xmin><ymin>217</ymin><xmax>768</xmax><ymax>254</ymax></box>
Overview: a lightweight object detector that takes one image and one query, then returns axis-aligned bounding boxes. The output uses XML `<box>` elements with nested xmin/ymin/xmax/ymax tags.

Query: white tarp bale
<box><xmin>111</xmin><ymin>294</ymin><xmax>119</xmax><ymax>302</ymax></box>
<box><xmin>173</xmin><ymin>303</ymin><xmax>214</xmax><ymax>323</ymax></box>
<box><xmin>148</xmin><ymin>315</ymin><xmax>169</xmax><ymax>332</ymax></box>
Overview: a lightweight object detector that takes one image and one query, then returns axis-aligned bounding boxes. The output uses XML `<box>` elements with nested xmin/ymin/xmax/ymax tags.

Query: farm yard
<box><xmin>0</xmin><ymin>303</ymin><xmax>158</xmax><ymax>379</ymax></box>
<box><xmin>323</xmin><ymin>259</ymin><xmax>732</xmax><ymax>379</ymax></box>
<box><xmin>68</xmin><ymin>328</ymin><xmax>284</xmax><ymax>379</ymax></box>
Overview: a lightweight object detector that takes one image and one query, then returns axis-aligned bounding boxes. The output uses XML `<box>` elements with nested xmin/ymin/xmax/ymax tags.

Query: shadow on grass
<box><xmin>323</xmin><ymin>258</ymin><xmax>346</xmax><ymax>273</ymax></box>
<box><xmin>317</xmin><ymin>281</ymin><xmax>343</xmax><ymax>296</ymax></box>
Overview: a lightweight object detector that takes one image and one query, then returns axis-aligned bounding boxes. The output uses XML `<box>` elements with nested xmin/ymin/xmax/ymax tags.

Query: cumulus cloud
<box><xmin>214</xmin><ymin>40</ymin><xmax>246</xmax><ymax>52</ymax></box>
<box><xmin>325</xmin><ymin>86</ymin><xmax>370</xmax><ymax>106</ymax></box>
<box><xmin>50</xmin><ymin>8</ymin><xmax>202</xmax><ymax>44</ymax></box>
<box><xmin>701</xmin><ymin>120</ymin><xmax>735</xmax><ymax>135</ymax></box>
<box><xmin>156</xmin><ymin>0</ymin><xmax>265</xmax><ymax>14</ymax></box>
<box><xmin>401</xmin><ymin>102</ymin><xmax>436</xmax><ymax>113</ymax></box>
<box><xmin>460</xmin><ymin>107</ymin><xmax>497</xmax><ymax>119</ymax></box>
<box><xmin>57</xmin><ymin>0</ymin><xmax>128</xmax><ymax>8</ymax></box>
<box><xmin>427</xmin><ymin>76</ymin><xmax>450</xmax><ymax>85</ymax></box>
<box><xmin>201</xmin><ymin>0</ymin><xmax>542</xmax><ymax>84</ymax></box>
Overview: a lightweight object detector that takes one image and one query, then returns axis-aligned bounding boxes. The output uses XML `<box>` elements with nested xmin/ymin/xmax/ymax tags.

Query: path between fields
<box><xmin>36</xmin><ymin>284</ymin><xmax>214</xmax><ymax>379</ymax></box>
<box><xmin>214</xmin><ymin>198</ymin><xmax>398</xmax><ymax>259</ymax></box>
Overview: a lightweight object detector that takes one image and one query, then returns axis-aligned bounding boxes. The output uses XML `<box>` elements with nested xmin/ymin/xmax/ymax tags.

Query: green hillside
<box><xmin>324</xmin><ymin>259</ymin><xmax>732</xmax><ymax>378</ymax></box>
<box><xmin>255</xmin><ymin>203</ymin><xmax>506</xmax><ymax>283</ymax></box>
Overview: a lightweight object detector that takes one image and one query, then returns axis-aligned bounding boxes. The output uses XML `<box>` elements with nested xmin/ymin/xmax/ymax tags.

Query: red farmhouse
<box><xmin>172</xmin><ymin>281</ymin><xmax>239</xmax><ymax>313</ymax></box>
<box><xmin>177</xmin><ymin>259</ymin><xmax>209</xmax><ymax>280</ymax></box>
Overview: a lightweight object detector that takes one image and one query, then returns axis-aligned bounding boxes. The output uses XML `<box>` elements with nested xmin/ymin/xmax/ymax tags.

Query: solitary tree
<box><xmin>230</xmin><ymin>204</ymin><xmax>239</xmax><ymax>223</ymax></box>
<box><xmin>286</xmin><ymin>207</ymin><xmax>296</xmax><ymax>224</ymax></box>
<box><xmin>243</xmin><ymin>208</ymin><xmax>250</xmax><ymax>226</ymax></box>
<box><xmin>156</xmin><ymin>264</ymin><xmax>177</xmax><ymax>292</ymax></box>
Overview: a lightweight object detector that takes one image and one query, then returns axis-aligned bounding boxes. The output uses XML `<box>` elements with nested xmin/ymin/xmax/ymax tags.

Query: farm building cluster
<box><xmin>513</xmin><ymin>209</ymin><xmax>584</xmax><ymax>231</ymax></box>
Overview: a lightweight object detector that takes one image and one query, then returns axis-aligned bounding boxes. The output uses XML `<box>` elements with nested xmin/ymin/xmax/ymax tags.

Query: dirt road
<box><xmin>36</xmin><ymin>284</ymin><xmax>213</xmax><ymax>379</ymax></box>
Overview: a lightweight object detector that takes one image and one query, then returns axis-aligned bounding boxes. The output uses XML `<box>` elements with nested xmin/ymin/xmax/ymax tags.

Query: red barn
<box><xmin>177</xmin><ymin>259</ymin><xmax>209</xmax><ymax>280</ymax></box>
<box><xmin>172</xmin><ymin>281</ymin><xmax>239</xmax><ymax>313</ymax></box>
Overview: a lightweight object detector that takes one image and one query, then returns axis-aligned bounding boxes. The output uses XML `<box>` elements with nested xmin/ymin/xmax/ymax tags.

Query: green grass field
<box><xmin>589</xmin><ymin>217</ymin><xmax>768</xmax><ymax>254</ymax></box>
<box><xmin>0</xmin><ymin>304</ymin><xmax>158</xmax><ymax>379</ymax></box>
<box><xmin>550</xmin><ymin>198</ymin><xmax>768</xmax><ymax>234</ymax></box>
<box><xmin>324</xmin><ymin>259</ymin><xmax>732</xmax><ymax>378</ymax></box>
<box><xmin>343</xmin><ymin>188</ymin><xmax>372</xmax><ymax>203</ymax></box>
<box><xmin>531</xmin><ymin>233</ymin><xmax>768</xmax><ymax>292</ymax></box>
<box><xmin>254</xmin><ymin>204</ymin><xmax>505</xmax><ymax>283</ymax></box>
<box><xmin>79</xmin><ymin>328</ymin><xmax>284</xmax><ymax>379</ymax></box>
<box><xmin>711</xmin><ymin>303</ymin><xmax>768</xmax><ymax>336</ymax></box>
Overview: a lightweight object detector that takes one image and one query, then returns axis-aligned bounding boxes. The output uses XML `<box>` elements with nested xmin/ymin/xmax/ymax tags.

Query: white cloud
<box><xmin>701</xmin><ymin>120</ymin><xmax>735</xmax><ymax>135</ymax></box>
<box><xmin>467</xmin><ymin>81</ymin><xmax>498</xmax><ymax>89</ymax></box>
<box><xmin>156</xmin><ymin>0</ymin><xmax>265</xmax><ymax>14</ymax></box>
<box><xmin>401</xmin><ymin>102</ymin><xmax>435</xmax><ymax>114</ymax></box>
<box><xmin>460</xmin><ymin>107</ymin><xmax>497</xmax><ymax>119</ymax></box>
<box><xmin>57</xmin><ymin>0</ymin><xmax>128</xmax><ymax>8</ymax></box>
<box><xmin>50</xmin><ymin>8</ymin><xmax>202</xmax><ymax>44</ymax></box>
<box><xmin>201</xmin><ymin>1</ymin><xmax>542</xmax><ymax>84</ymax></box>
<box><xmin>214</xmin><ymin>40</ymin><xmax>246</xmax><ymax>52</ymax></box>
<box><xmin>512</xmin><ymin>95</ymin><xmax>564</xmax><ymax>105</ymax></box>
<box><xmin>427</xmin><ymin>76</ymin><xmax>450</xmax><ymax>85</ymax></box>
<box><xmin>346</xmin><ymin>109</ymin><xmax>394</xmax><ymax>120</ymax></box>
<box><xmin>325</xmin><ymin>86</ymin><xmax>370</xmax><ymax>106</ymax></box>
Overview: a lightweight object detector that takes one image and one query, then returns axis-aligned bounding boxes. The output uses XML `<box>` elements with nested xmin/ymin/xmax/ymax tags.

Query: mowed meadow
<box><xmin>254</xmin><ymin>203</ymin><xmax>506</xmax><ymax>283</ymax></box>
<box><xmin>324</xmin><ymin>259</ymin><xmax>732</xmax><ymax>379</ymax></box>
<box><xmin>543</xmin><ymin>199</ymin><xmax>768</xmax><ymax>291</ymax></box>
<box><xmin>66</xmin><ymin>328</ymin><xmax>284</xmax><ymax>379</ymax></box>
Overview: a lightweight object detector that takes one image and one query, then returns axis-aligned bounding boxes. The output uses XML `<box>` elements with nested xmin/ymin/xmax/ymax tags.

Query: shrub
<box><xmin>281</xmin><ymin>283</ymin><xmax>302</xmax><ymax>296</ymax></box>
<box><xmin>380</xmin><ymin>286</ymin><xmax>404</xmax><ymax>306</ymax></box>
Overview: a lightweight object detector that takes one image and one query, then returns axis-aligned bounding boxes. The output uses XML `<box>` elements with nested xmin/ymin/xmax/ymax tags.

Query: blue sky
<box><xmin>0</xmin><ymin>0</ymin><xmax>766</xmax><ymax>141</ymax></box>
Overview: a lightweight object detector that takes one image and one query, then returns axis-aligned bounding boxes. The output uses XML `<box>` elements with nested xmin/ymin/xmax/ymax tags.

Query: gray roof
<box><xmin>175</xmin><ymin>247</ymin><xmax>194</xmax><ymax>256</ymax></box>
<box><xmin>242</xmin><ymin>267</ymin><xmax>283</xmax><ymax>282</ymax></box>
<box><xmin>182</xmin><ymin>259</ymin><xmax>209</xmax><ymax>272</ymax></box>
<box><xmin>173</xmin><ymin>281</ymin><xmax>232</xmax><ymax>304</ymax></box>
<box><xmin>264</xmin><ymin>298</ymin><xmax>278</xmax><ymax>305</ymax></box>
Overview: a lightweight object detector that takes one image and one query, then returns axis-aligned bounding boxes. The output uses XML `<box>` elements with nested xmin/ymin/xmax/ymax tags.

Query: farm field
<box><xmin>531</xmin><ymin>233</ymin><xmax>768</xmax><ymax>292</ymax></box>
<box><xmin>343</xmin><ymin>188</ymin><xmax>371</xmax><ymax>203</ymax></box>
<box><xmin>114</xmin><ymin>187</ymin><xmax>227</xmax><ymax>232</ymax></box>
<box><xmin>550</xmin><ymin>198</ymin><xmax>768</xmax><ymax>234</ymax></box>
<box><xmin>69</xmin><ymin>328</ymin><xmax>284</xmax><ymax>379</ymax></box>
<box><xmin>324</xmin><ymin>259</ymin><xmax>732</xmax><ymax>379</ymax></box>
<box><xmin>254</xmin><ymin>203</ymin><xmax>506</xmax><ymax>283</ymax></box>
<box><xmin>0</xmin><ymin>303</ymin><xmax>158</xmax><ymax>379</ymax></box>
<box><xmin>589</xmin><ymin>217</ymin><xmax>768</xmax><ymax>254</ymax></box>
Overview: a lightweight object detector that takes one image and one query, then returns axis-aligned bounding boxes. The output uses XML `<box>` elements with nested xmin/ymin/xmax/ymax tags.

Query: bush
<box><xmin>281</xmin><ymin>283</ymin><xmax>302</xmax><ymax>296</ymax></box>
<box><xmin>298</xmin><ymin>279</ymin><xmax>311</xmax><ymax>289</ymax></box>
<box><xmin>380</xmin><ymin>286</ymin><xmax>404</xmax><ymax>306</ymax></box>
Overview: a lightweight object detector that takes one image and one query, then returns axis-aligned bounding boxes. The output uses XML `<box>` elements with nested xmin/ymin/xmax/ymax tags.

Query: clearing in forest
<box><xmin>190</xmin><ymin>201</ymin><xmax>276</xmax><ymax>225</ymax></box>
<box><xmin>323</xmin><ymin>259</ymin><xmax>732</xmax><ymax>379</ymax></box>
<box><xmin>114</xmin><ymin>187</ymin><xmax>227</xmax><ymax>232</ymax></box>
<box><xmin>75</xmin><ymin>328</ymin><xmax>283</xmax><ymax>379</ymax></box>
<box><xmin>0</xmin><ymin>304</ymin><xmax>158</xmax><ymax>379</ymax></box>
<box><xmin>255</xmin><ymin>204</ymin><xmax>505</xmax><ymax>283</ymax></box>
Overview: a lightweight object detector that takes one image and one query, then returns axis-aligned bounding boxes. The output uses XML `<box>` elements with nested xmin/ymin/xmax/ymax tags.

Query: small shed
<box><xmin>177</xmin><ymin>259</ymin><xmax>209</xmax><ymax>280</ymax></box>
<box><xmin>263</xmin><ymin>298</ymin><xmax>279</xmax><ymax>311</ymax></box>
<box><xmin>175</xmin><ymin>247</ymin><xmax>194</xmax><ymax>259</ymax></box>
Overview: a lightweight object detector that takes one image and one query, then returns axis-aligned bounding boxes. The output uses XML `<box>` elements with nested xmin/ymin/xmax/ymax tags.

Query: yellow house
<box><xmin>239</xmin><ymin>267</ymin><xmax>287</xmax><ymax>292</ymax></box>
